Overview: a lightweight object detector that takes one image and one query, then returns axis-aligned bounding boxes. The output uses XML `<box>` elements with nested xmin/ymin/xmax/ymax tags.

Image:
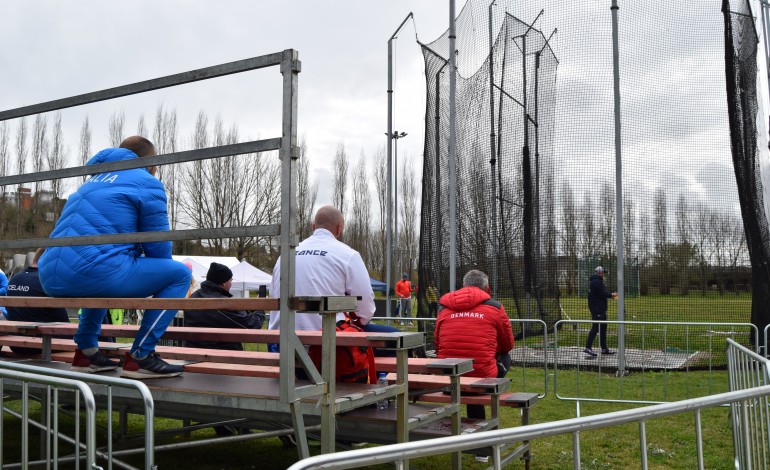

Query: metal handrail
<box><xmin>288</xmin><ymin>385</ymin><xmax>770</xmax><ymax>470</ymax></box>
<box><xmin>370</xmin><ymin>316</ymin><xmax>550</xmax><ymax>398</ymax></box>
<box><xmin>726</xmin><ymin>338</ymin><xmax>770</xmax><ymax>469</ymax></box>
<box><xmin>554</xmin><ymin>319</ymin><xmax>758</xmax><ymax>404</ymax></box>
<box><xmin>0</xmin><ymin>361</ymin><xmax>155</xmax><ymax>470</ymax></box>
<box><xmin>0</xmin><ymin>368</ymin><xmax>99</xmax><ymax>469</ymax></box>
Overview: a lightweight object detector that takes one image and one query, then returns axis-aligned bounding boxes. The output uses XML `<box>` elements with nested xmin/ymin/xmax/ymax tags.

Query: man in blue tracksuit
<box><xmin>39</xmin><ymin>136</ymin><xmax>191</xmax><ymax>378</ymax></box>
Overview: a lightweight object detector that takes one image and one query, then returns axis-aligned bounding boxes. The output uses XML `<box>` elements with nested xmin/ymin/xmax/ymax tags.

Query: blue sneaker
<box><xmin>584</xmin><ymin>348</ymin><xmax>598</xmax><ymax>357</ymax></box>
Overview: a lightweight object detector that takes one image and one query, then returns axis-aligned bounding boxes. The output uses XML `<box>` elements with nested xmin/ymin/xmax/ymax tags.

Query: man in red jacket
<box><xmin>435</xmin><ymin>269</ymin><xmax>514</xmax><ymax>420</ymax></box>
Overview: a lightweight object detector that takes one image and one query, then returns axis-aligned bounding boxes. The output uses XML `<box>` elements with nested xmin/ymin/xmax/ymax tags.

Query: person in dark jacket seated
<box><xmin>184</xmin><ymin>262</ymin><xmax>266</xmax><ymax>351</ymax></box>
<box><xmin>6</xmin><ymin>248</ymin><xmax>71</xmax><ymax>355</ymax></box>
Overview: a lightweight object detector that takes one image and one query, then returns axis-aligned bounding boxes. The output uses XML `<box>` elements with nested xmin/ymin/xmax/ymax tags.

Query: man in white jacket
<box><xmin>268</xmin><ymin>205</ymin><xmax>398</xmax><ymax>347</ymax></box>
<box><xmin>269</xmin><ymin>205</ymin><xmax>375</xmax><ymax>332</ymax></box>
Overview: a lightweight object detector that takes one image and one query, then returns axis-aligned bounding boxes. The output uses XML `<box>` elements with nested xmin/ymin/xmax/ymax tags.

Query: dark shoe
<box><xmin>583</xmin><ymin>348</ymin><xmax>597</xmax><ymax>357</ymax></box>
<box><xmin>214</xmin><ymin>425</ymin><xmax>238</xmax><ymax>437</ymax></box>
<box><xmin>602</xmin><ymin>349</ymin><xmax>616</xmax><ymax>355</ymax></box>
<box><xmin>120</xmin><ymin>352</ymin><xmax>183</xmax><ymax>379</ymax></box>
<box><xmin>279</xmin><ymin>434</ymin><xmax>297</xmax><ymax>448</ymax></box>
<box><xmin>71</xmin><ymin>349</ymin><xmax>120</xmax><ymax>373</ymax></box>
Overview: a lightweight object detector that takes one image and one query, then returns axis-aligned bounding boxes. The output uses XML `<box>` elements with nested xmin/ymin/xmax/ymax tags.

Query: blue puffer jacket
<box><xmin>39</xmin><ymin>147</ymin><xmax>172</xmax><ymax>294</ymax></box>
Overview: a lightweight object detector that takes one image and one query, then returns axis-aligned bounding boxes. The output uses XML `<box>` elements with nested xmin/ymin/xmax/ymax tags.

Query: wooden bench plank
<box><xmin>24</xmin><ymin>323</ymin><xmax>412</xmax><ymax>349</ymax></box>
<box><xmin>184</xmin><ymin>362</ymin><xmax>281</xmax><ymax>378</ymax></box>
<box><xmin>0</xmin><ymin>336</ymin><xmax>129</xmax><ymax>352</ymax></box>
<box><xmin>414</xmin><ymin>391</ymin><xmax>533</xmax><ymax>407</ymax></box>
<box><xmin>374</xmin><ymin>357</ymin><xmax>474</xmax><ymax>375</ymax></box>
<box><xmin>0</xmin><ymin>295</ymin><xmax>359</xmax><ymax>314</ymax></box>
<box><xmin>385</xmin><ymin>373</ymin><xmax>511</xmax><ymax>394</ymax></box>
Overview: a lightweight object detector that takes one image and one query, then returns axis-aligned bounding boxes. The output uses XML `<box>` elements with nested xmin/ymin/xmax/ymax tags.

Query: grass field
<box><xmin>4</xmin><ymin>293</ymin><xmax>756</xmax><ymax>468</ymax></box>
<box><xmin>2</xmin><ymin>369</ymin><xmax>737</xmax><ymax>469</ymax></box>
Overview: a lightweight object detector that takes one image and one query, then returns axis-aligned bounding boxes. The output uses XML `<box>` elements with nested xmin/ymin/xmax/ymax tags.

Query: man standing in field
<box><xmin>584</xmin><ymin>266</ymin><xmax>617</xmax><ymax>357</ymax></box>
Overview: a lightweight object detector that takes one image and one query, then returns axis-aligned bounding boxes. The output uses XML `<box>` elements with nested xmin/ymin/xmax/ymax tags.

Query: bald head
<box><xmin>313</xmin><ymin>205</ymin><xmax>344</xmax><ymax>239</ymax></box>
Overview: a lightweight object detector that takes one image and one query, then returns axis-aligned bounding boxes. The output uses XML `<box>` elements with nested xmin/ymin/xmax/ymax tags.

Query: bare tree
<box><xmin>108</xmin><ymin>110</ymin><xmax>125</xmax><ymax>146</ymax></box>
<box><xmin>653</xmin><ymin>188</ymin><xmax>669</xmax><ymax>293</ymax></box>
<box><xmin>348</xmin><ymin>152</ymin><xmax>371</xmax><ymax>264</ymax></box>
<box><xmin>599</xmin><ymin>180</ymin><xmax>615</xmax><ymax>259</ymax></box>
<box><xmin>623</xmin><ymin>194</ymin><xmax>635</xmax><ymax>263</ymax></box>
<box><xmin>153</xmin><ymin>104</ymin><xmax>180</xmax><ymax>228</ymax></box>
<box><xmin>47</xmin><ymin>112</ymin><xmax>68</xmax><ymax>218</ymax></box>
<box><xmin>78</xmin><ymin>116</ymin><xmax>92</xmax><ymax>183</ymax></box>
<box><xmin>14</xmin><ymin>117</ymin><xmax>28</xmax><ymax>236</ymax></box>
<box><xmin>177</xmin><ymin>112</ymin><xmax>282</xmax><ymax>265</ymax></box>
<box><xmin>296</xmin><ymin>136</ymin><xmax>318</xmax><ymax>240</ymax></box>
<box><xmin>0</xmin><ymin>121</ymin><xmax>9</xmax><ymax>236</ymax></box>
<box><xmin>31</xmin><ymin>114</ymin><xmax>49</xmax><ymax>196</ymax></box>
<box><xmin>371</xmin><ymin>145</ymin><xmax>388</xmax><ymax>279</ymax></box>
<box><xmin>579</xmin><ymin>193</ymin><xmax>596</xmax><ymax>260</ymax></box>
<box><xmin>332</xmin><ymin>142</ymin><xmax>349</xmax><ymax>214</ymax></box>
<box><xmin>561</xmin><ymin>183</ymin><xmax>578</xmax><ymax>295</ymax></box>
<box><xmin>692</xmin><ymin>203</ymin><xmax>715</xmax><ymax>295</ymax></box>
<box><xmin>675</xmin><ymin>195</ymin><xmax>692</xmax><ymax>294</ymax></box>
<box><xmin>399</xmin><ymin>155</ymin><xmax>418</xmax><ymax>276</ymax></box>
<box><xmin>136</xmin><ymin>114</ymin><xmax>146</xmax><ymax>137</ymax></box>
<box><xmin>15</xmin><ymin>117</ymin><xmax>27</xmax><ymax>176</ymax></box>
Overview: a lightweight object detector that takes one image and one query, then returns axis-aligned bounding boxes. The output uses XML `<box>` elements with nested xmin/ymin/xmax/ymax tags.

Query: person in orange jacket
<box><xmin>395</xmin><ymin>272</ymin><xmax>413</xmax><ymax>326</ymax></box>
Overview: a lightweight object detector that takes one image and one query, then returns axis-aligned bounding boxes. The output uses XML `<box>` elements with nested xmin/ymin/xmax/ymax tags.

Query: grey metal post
<box><xmin>449</xmin><ymin>0</ymin><xmax>458</xmax><ymax>291</ymax></box>
<box><xmin>488</xmin><ymin>1</ymin><xmax>499</xmax><ymax>298</ymax></box>
<box><xmin>535</xmin><ymin>50</ymin><xmax>541</xmax><ymax>315</ymax></box>
<box><xmin>278</xmin><ymin>49</ymin><xmax>300</xmax><ymax>403</ymax></box>
<box><xmin>387</xmin><ymin>13</ymin><xmax>413</xmax><ymax>320</ymax></box>
<box><xmin>611</xmin><ymin>0</ymin><xmax>626</xmax><ymax>374</ymax></box>
<box><xmin>522</xmin><ymin>33</ymin><xmax>530</xmax><ymax>319</ymax></box>
<box><xmin>762</xmin><ymin>2</ymin><xmax>770</xmax><ymax>86</ymax></box>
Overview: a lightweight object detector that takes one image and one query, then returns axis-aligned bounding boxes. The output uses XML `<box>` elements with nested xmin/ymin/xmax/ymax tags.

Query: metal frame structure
<box><xmin>0</xmin><ymin>361</ymin><xmax>155</xmax><ymax>470</ymax></box>
<box><xmin>553</xmin><ymin>320</ymin><xmax>759</xmax><ymax>404</ymax></box>
<box><xmin>726</xmin><ymin>338</ymin><xmax>770</xmax><ymax>469</ymax></box>
<box><xmin>0</xmin><ymin>49</ymin><xmax>384</xmax><ymax>462</ymax></box>
<box><xmin>287</xmin><ymin>384</ymin><xmax>770</xmax><ymax>470</ymax></box>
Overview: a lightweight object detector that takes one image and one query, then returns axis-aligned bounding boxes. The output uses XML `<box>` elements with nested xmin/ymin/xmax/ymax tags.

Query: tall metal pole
<box><xmin>387</xmin><ymin>13</ymin><xmax>413</xmax><ymax>322</ymax></box>
<box><xmin>488</xmin><ymin>1</ymin><xmax>499</xmax><ymax>298</ymax></box>
<box><xmin>449</xmin><ymin>0</ymin><xmax>458</xmax><ymax>292</ymax></box>
<box><xmin>611</xmin><ymin>0</ymin><xmax>626</xmax><ymax>375</ymax></box>
<box><xmin>395</xmin><ymin>133</ymin><xmax>399</xmax><ymax>277</ymax></box>
<box><xmin>522</xmin><ymin>33</ymin><xmax>532</xmax><ymax>319</ymax></box>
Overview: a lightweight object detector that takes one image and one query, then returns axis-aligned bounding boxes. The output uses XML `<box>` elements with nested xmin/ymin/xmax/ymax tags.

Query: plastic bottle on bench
<box><xmin>377</xmin><ymin>372</ymin><xmax>389</xmax><ymax>410</ymax></box>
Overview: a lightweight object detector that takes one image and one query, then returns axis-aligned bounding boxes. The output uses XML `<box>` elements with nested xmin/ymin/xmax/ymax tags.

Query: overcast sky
<box><xmin>0</xmin><ymin>1</ymin><xmax>455</xmax><ymax>205</ymax></box>
<box><xmin>2</xmin><ymin>1</ymin><xmax>770</xmax><ymax>219</ymax></box>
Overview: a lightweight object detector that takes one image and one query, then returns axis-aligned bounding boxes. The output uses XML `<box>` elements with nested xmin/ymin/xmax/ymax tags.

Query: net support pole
<box><xmin>449</xmin><ymin>0</ymin><xmax>458</xmax><ymax>292</ymax></box>
<box><xmin>611</xmin><ymin>0</ymin><xmax>627</xmax><ymax>375</ymax></box>
<box><xmin>489</xmin><ymin>1</ymin><xmax>500</xmax><ymax>298</ymax></box>
<box><xmin>387</xmin><ymin>12</ymin><xmax>413</xmax><ymax>322</ymax></box>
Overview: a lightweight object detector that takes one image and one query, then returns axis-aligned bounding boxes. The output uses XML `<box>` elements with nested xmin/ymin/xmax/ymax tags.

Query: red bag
<box><xmin>308</xmin><ymin>319</ymin><xmax>377</xmax><ymax>384</ymax></box>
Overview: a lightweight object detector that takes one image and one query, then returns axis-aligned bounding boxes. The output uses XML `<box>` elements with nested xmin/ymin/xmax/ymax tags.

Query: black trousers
<box><xmin>585</xmin><ymin>311</ymin><xmax>608</xmax><ymax>350</ymax></box>
<box><xmin>467</xmin><ymin>353</ymin><xmax>512</xmax><ymax>420</ymax></box>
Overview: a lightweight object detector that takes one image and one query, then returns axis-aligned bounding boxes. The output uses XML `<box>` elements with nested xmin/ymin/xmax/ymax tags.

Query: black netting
<box><xmin>724</xmin><ymin>0</ymin><xmax>769</xmax><ymax>346</ymax></box>
<box><xmin>417</xmin><ymin>0</ymin><xmax>766</xmax><ymax>348</ymax></box>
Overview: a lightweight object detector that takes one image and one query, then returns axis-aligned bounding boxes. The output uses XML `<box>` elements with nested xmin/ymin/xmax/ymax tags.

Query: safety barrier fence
<box><xmin>371</xmin><ymin>315</ymin><xmax>549</xmax><ymax>398</ymax></box>
<box><xmin>764</xmin><ymin>323</ymin><xmax>769</xmax><ymax>360</ymax></box>
<box><xmin>0</xmin><ymin>360</ymin><xmax>155</xmax><ymax>470</ymax></box>
<box><xmin>553</xmin><ymin>320</ymin><xmax>757</xmax><ymax>404</ymax></box>
<box><xmin>286</xmin><ymin>384</ymin><xmax>770</xmax><ymax>470</ymax></box>
<box><xmin>726</xmin><ymin>338</ymin><xmax>770</xmax><ymax>469</ymax></box>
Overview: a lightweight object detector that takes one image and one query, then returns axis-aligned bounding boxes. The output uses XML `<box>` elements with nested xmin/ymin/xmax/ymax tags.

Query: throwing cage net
<box><xmin>416</xmin><ymin>0</ymin><xmax>769</xmax><ymax>348</ymax></box>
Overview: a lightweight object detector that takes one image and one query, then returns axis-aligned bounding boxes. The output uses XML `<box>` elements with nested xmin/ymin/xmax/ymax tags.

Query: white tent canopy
<box><xmin>172</xmin><ymin>256</ymin><xmax>271</xmax><ymax>298</ymax></box>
